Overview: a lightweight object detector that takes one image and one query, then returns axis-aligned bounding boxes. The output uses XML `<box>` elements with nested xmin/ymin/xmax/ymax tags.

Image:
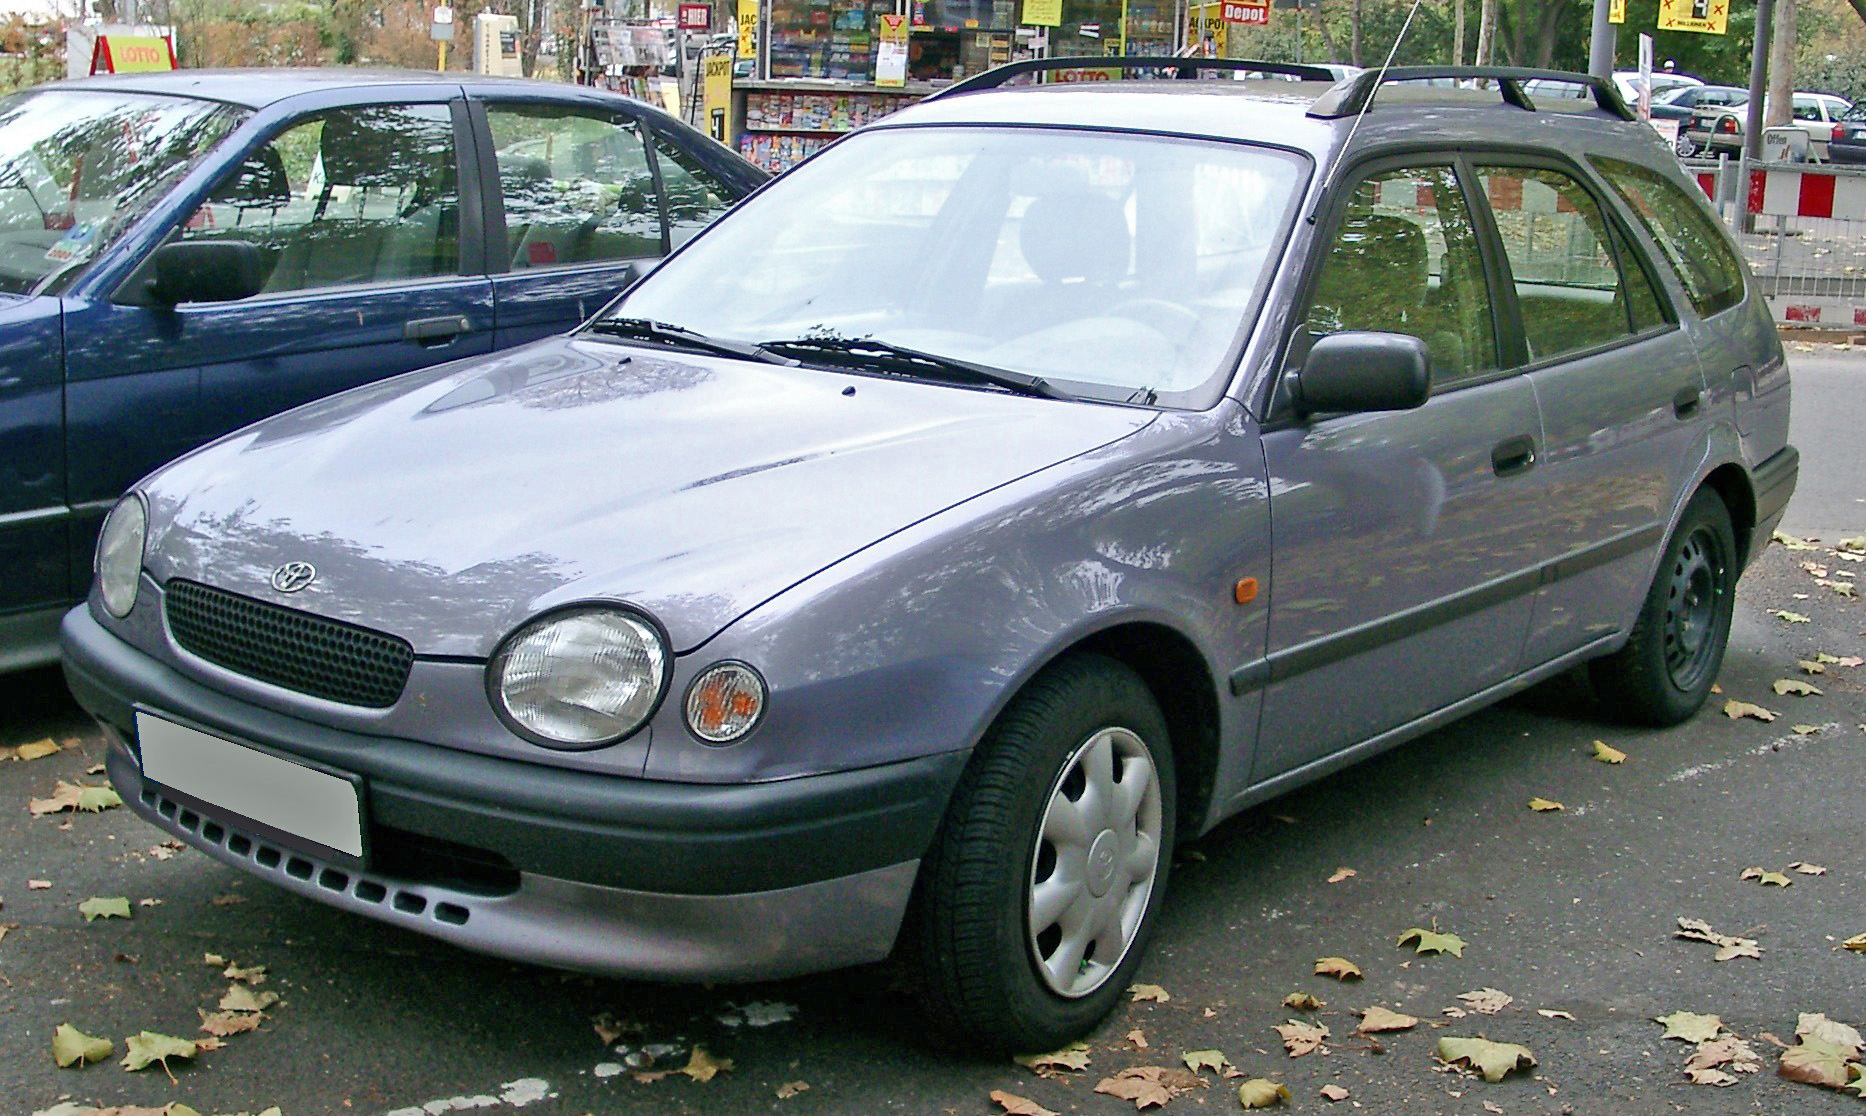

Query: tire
<box><xmin>912</xmin><ymin>654</ymin><xmax>1176</xmax><ymax>1053</ymax></box>
<box><xmin>1674</xmin><ymin>134</ymin><xmax>1701</xmax><ymax>159</ymax></box>
<box><xmin>1590</xmin><ymin>490</ymin><xmax>1738</xmax><ymax>726</ymax></box>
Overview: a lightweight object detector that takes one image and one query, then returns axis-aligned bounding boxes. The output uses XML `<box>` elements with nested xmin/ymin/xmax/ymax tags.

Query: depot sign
<box><xmin>1222</xmin><ymin>0</ymin><xmax>1269</xmax><ymax>24</ymax></box>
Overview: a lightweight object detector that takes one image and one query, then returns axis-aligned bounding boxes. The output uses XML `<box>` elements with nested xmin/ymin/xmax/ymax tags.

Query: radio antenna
<box><xmin>1334</xmin><ymin>0</ymin><xmax>1427</xmax><ymax>171</ymax></box>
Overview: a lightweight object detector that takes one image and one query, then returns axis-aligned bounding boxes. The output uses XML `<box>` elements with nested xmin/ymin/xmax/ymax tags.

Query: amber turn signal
<box><xmin>1234</xmin><ymin>577</ymin><xmax>1259</xmax><ymax>605</ymax></box>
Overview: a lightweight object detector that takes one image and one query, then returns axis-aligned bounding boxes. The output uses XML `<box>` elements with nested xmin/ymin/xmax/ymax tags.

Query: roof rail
<box><xmin>1308</xmin><ymin>65</ymin><xmax>1636</xmax><ymax>121</ymax></box>
<box><xmin>925</xmin><ymin>56</ymin><xmax>1342</xmax><ymax>102</ymax></box>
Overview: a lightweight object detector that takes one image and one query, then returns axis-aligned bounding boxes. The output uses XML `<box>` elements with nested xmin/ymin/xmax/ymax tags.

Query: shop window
<box><xmin>486</xmin><ymin>105</ymin><xmax>661</xmax><ymax>270</ymax></box>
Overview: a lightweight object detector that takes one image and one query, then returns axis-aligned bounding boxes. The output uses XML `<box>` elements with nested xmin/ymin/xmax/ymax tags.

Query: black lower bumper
<box><xmin>61</xmin><ymin>606</ymin><xmax>967</xmax><ymax>897</ymax></box>
<box><xmin>1752</xmin><ymin>443</ymin><xmax>1799</xmax><ymax>559</ymax></box>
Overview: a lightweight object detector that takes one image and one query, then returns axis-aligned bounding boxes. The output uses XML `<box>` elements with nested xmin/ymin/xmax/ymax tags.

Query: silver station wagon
<box><xmin>63</xmin><ymin>62</ymin><xmax>1796</xmax><ymax>1051</ymax></box>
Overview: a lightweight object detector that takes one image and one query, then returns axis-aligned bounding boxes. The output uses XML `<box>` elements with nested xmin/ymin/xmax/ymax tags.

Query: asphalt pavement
<box><xmin>2</xmin><ymin>351</ymin><xmax>1863</xmax><ymax>1116</ymax></box>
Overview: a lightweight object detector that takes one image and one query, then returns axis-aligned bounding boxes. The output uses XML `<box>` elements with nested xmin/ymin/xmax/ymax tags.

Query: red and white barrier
<box><xmin>1693</xmin><ymin>165</ymin><xmax>1866</xmax><ymax>218</ymax></box>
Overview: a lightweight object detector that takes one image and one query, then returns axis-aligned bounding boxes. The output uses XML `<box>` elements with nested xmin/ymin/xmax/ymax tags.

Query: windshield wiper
<box><xmin>586</xmin><ymin>317</ymin><xmax>797</xmax><ymax>366</ymax></box>
<box><xmin>758</xmin><ymin>335</ymin><xmax>1068</xmax><ymax>400</ymax></box>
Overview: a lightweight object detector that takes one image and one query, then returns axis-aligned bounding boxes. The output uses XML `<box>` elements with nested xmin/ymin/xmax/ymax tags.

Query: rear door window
<box><xmin>1589</xmin><ymin>155</ymin><xmax>1747</xmax><ymax>318</ymax></box>
<box><xmin>485</xmin><ymin>105</ymin><xmax>663</xmax><ymax>269</ymax></box>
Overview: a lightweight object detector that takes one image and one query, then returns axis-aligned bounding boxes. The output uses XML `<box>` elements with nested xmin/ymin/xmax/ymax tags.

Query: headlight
<box><xmin>685</xmin><ymin>661</ymin><xmax>767</xmax><ymax>744</ymax></box>
<box><xmin>95</xmin><ymin>494</ymin><xmax>147</xmax><ymax>619</ymax></box>
<box><xmin>489</xmin><ymin>607</ymin><xmax>668</xmax><ymax>748</ymax></box>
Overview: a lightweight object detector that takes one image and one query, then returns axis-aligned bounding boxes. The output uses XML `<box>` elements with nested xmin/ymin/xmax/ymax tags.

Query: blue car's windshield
<box><xmin>610</xmin><ymin>125</ymin><xmax>1308</xmax><ymax>408</ymax></box>
<box><xmin>0</xmin><ymin>89</ymin><xmax>247</xmax><ymax>296</ymax></box>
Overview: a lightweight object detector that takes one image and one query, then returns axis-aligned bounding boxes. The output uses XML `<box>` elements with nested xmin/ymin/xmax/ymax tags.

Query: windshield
<box><xmin>0</xmin><ymin>89</ymin><xmax>247</xmax><ymax>296</ymax></box>
<box><xmin>609</xmin><ymin>126</ymin><xmax>1307</xmax><ymax>407</ymax></box>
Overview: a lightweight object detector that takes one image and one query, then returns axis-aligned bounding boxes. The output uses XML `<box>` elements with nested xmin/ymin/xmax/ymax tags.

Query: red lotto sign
<box><xmin>677</xmin><ymin>3</ymin><xmax>712</xmax><ymax>30</ymax></box>
<box><xmin>1222</xmin><ymin>0</ymin><xmax>1268</xmax><ymax>23</ymax></box>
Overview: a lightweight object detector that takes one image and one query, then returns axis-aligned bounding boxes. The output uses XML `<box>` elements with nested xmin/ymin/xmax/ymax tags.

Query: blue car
<box><xmin>0</xmin><ymin>69</ymin><xmax>764</xmax><ymax>668</ymax></box>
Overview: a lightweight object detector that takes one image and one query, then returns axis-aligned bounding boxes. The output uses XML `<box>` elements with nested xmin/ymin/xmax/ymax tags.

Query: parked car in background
<box><xmin>0</xmin><ymin>69</ymin><xmax>764</xmax><ymax>670</ymax></box>
<box><xmin>65</xmin><ymin>61</ymin><xmax>1793</xmax><ymax>1052</ymax></box>
<box><xmin>1525</xmin><ymin>70</ymin><xmax>1699</xmax><ymax>110</ymax></box>
<box><xmin>1826</xmin><ymin>102</ymin><xmax>1866</xmax><ymax>163</ymax></box>
<box><xmin>1685</xmin><ymin>91</ymin><xmax>1852</xmax><ymax>160</ymax></box>
<box><xmin>1655</xmin><ymin>84</ymin><xmax>1747</xmax><ymax>156</ymax></box>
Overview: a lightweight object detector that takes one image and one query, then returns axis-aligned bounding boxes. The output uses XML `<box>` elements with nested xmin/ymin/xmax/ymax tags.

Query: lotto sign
<box><xmin>89</xmin><ymin>34</ymin><xmax>176</xmax><ymax>74</ymax></box>
<box><xmin>1222</xmin><ymin>0</ymin><xmax>1268</xmax><ymax>24</ymax></box>
<box><xmin>678</xmin><ymin>3</ymin><xmax>711</xmax><ymax>30</ymax></box>
<box><xmin>1657</xmin><ymin>0</ymin><xmax>1727</xmax><ymax>34</ymax></box>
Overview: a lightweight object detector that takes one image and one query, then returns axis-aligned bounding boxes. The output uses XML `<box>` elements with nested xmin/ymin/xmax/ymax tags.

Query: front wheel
<box><xmin>1675</xmin><ymin>134</ymin><xmax>1702</xmax><ymax>159</ymax></box>
<box><xmin>912</xmin><ymin>654</ymin><xmax>1176</xmax><ymax>1053</ymax></box>
<box><xmin>1590</xmin><ymin>490</ymin><xmax>1737</xmax><ymax>726</ymax></box>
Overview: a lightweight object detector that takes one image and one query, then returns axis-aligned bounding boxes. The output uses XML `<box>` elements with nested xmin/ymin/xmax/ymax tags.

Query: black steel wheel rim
<box><xmin>1662</xmin><ymin>525</ymin><xmax>1725</xmax><ymax>692</ymax></box>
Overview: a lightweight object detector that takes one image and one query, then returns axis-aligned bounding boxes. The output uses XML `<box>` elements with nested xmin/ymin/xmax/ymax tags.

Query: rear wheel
<box><xmin>1590</xmin><ymin>490</ymin><xmax>1737</xmax><ymax>726</ymax></box>
<box><xmin>912</xmin><ymin>654</ymin><xmax>1175</xmax><ymax>1053</ymax></box>
<box><xmin>1674</xmin><ymin>134</ymin><xmax>1701</xmax><ymax>158</ymax></box>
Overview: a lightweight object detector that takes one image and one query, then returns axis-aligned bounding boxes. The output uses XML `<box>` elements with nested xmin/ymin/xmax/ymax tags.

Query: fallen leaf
<box><xmin>1319</xmin><ymin>1083</ymin><xmax>1350</xmax><ymax>1102</ymax></box>
<box><xmin>27</xmin><ymin>781</ymin><xmax>84</xmax><ymax>816</ymax></box>
<box><xmin>990</xmin><ymin>1090</ymin><xmax>1057</xmax><ymax>1116</ymax></box>
<box><xmin>1274</xmin><ymin>1020</ymin><xmax>1330</xmax><ymax>1057</ymax></box>
<box><xmin>1527</xmin><ymin>797</ymin><xmax>1564</xmax><ymax>812</ymax></box>
<box><xmin>1356</xmin><ymin>1006</ymin><xmax>1418</xmax><ymax>1034</ymax></box>
<box><xmin>1772</xmin><ymin>679</ymin><xmax>1822</xmax><ymax>697</ymax></box>
<box><xmin>1795</xmin><ymin>1013</ymin><xmax>1863</xmax><ymax>1053</ymax></box>
<box><xmin>1126</xmin><ymin>1028</ymin><xmax>1149</xmax><ymax>1049</ymax></box>
<box><xmin>1129</xmin><ymin>983</ymin><xmax>1170</xmax><ymax>1003</ymax></box>
<box><xmin>1790</xmin><ymin>862</ymin><xmax>1827</xmax><ymax>875</ymax></box>
<box><xmin>680</xmin><ymin>1046</ymin><xmax>731</xmax><ymax>1083</ymax></box>
<box><xmin>1181</xmin><ymin>1048</ymin><xmax>1231</xmax><ymax>1073</ymax></box>
<box><xmin>1236</xmin><ymin>1079</ymin><xmax>1291</xmax><ymax>1109</ymax></box>
<box><xmin>52</xmin><ymin>1023</ymin><xmax>113</xmax><ymax>1067</ymax></box>
<box><xmin>1282</xmin><ymin>992</ymin><xmax>1324</xmax><ymax>1011</ymax></box>
<box><xmin>1592</xmin><ymin>740</ymin><xmax>1626</xmax><ymax>764</ymax></box>
<box><xmin>1792</xmin><ymin>724</ymin><xmax>1821</xmax><ymax>735</ymax></box>
<box><xmin>120</xmin><ymin>1030</ymin><xmax>197</xmax><ymax>1074</ymax></box>
<box><xmin>1774</xmin><ymin>531</ymin><xmax>1822</xmax><ymax>551</ymax></box>
<box><xmin>1778</xmin><ymin>1038</ymin><xmax>1855</xmax><ymax>1088</ymax></box>
<box><xmin>202</xmin><ymin>953</ymin><xmax>227</xmax><ymax>967</ymax></box>
<box><xmin>1686</xmin><ymin>1067</ymin><xmax>1738</xmax><ymax>1086</ymax></box>
<box><xmin>1014</xmin><ymin>1043</ymin><xmax>1090</xmax><ymax>1075</ymax></box>
<box><xmin>1841</xmin><ymin>934</ymin><xmax>1866</xmax><ymax>952</ymax></box>
<box><xmin>1314</xmin><ymin>957</ymin><xmax>1362</xmax><ymax>980</ymax></box>
<box><xmin>1739</xmin><ymin>867</ymin><xmax>1793</xmax><ymax>887</ymax></box>
<box><xmin>1326</xmin><ymin>867</ymin><xmax>1356</xmax><ymax>884</ymax></box>
<box><xmin>1398</xmin><ymin>928</ymin><xmax>1466</xmax><ymax>957</ymax></box>
<box><xmin>198</xmin><ymin>1009</ymin><xmax>263</xmax><ymax>1037</ymax></box>
<box><xmin>1457</xmin><ymin>988</ymin><xmax>1513</xmax><ymax>1015</ymax></box>
<box><xmin>1537</xmin><ymin>1009</ymin><xmax>1576</xmax><ymax>1020</ymax></box>
<box><xmin>79</xmin><ymin>897</ymin><xmax>130</xmax><ymax>922</ymax></box>
<box><xmin>1442</xmin><ymin>1006</ymin><xmax>1468</xmax><ymax>1018</ymax></box>
<box><xmin>222</xmin><ymin>962</ymin><xmax>267</xmax><ymax>985</ymax></box>
<box><xmin>192</xmin><ymin>1036</ymin><xmax>225</xmax><ymax>1053</ymax></box>
<box><xmin>1094</xmin><ymin>1066</ymin><xmax>1204</xmax><ymax>1110</ymax></box>
<box><xmin>209</xmin><ymin>893</ymin><xmax>245</xmax><ymax>907</ymax></box>
<box><xmin>1798</xmin><ymin>660</ymin><xmax>1828</xmax><ymax>675</ymax></box>
<box><xmin>1675</xmin><ymin>917</ymin><xmax>1762</xmax><ymax>961</ymax></box>
<box><xmin>1723</xmin><ymin>700</ymin><xmax>1778</xmax><ymax>722</ymax></box>
<box><xmin>1687</xmin><ymin>1035</ymin><xmax>1762</xmax><ymax>1075</ymax></box>
<box><xmin>28</xmin><ymin>879</ymin><xmax>50</xmax><ymax>890</ymax></box>
<box><xmin>1770</xmin><ymin>610</ymin><xmax>1811</xmax><ymax>623</ymax></box>
<box><xmin>15</xmin><ymin>739</ymin><xmax>60</xmax><ymax>761</ymax></box>
<box><xmin>137</xmin><ymin>898</ymin><xmax>162</xmax><ymax>908</ymax></box>
<box><xmin>776</xmin><ymin>1081</ymin><xmax>809</xmax><ymax>1100</ymax></box>
<box><xmin>217</xmin><ymin>985</ymin><xmax>279</xmax><ymax>1013</ymax></box>
<box><xmin>1482</xmin><ymin>1103</ymin><xmax>1504</xmax><ymax>1115</ymax></box>
<box><xmin>1437</xmin><ymin>1036</ymin><xmax>1538</xmax><ymax>1082</ymax></box>
<box><xmin>1655</xmin><ymin>1011</ymin><xmax>1724</xmax><ymax>1043</ymax></box>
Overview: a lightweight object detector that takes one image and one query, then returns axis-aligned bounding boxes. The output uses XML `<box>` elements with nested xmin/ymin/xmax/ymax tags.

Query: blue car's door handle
<box><xmin>404</xmin><ymin>316</ymin><xmax>473</xmax><ymax>345</ymax></box>
<box><xmin>1491</xmin><ymin>435</ymin><xmax>1537</xmax><ymax>477</ymax></box>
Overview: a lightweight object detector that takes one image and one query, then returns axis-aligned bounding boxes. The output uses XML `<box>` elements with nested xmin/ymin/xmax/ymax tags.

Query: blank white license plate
<box><xmin>135</xmin><ymin>712</ymin><xmax>363</xmax><ymax>859</ymax></box>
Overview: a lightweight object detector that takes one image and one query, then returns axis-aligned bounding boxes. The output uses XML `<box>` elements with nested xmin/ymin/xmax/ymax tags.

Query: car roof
<box><xmin>885</xmin><ymin>78</ymin><xmax>1662</xmax><ymax>164</ymax></box>
<box><xmin>29</xmin><ymin>68</ymin><xmax>592</xmax><ymax>109</ymax></box>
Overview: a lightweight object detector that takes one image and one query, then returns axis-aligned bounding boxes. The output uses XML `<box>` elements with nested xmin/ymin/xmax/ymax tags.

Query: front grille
<box><xmin>164</xmin><ymin>579</ymin><xmax>414</xmax><ymax>708</ymax></box>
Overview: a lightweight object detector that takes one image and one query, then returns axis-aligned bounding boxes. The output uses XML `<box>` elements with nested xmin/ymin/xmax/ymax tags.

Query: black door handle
<box><xmin>1673</xmin><ymin>386</ymin><xmax>1703</xmax><ymax>419</ymax></box>
<box><xmin>1491</xmin><ymin>435</ymin><xmax>1537</xmax><ymax>477</ymax></box>
<box><xmin>404</xmin><ymin>315</ymin><xmax>472</xmax><ymax>345</ymax></box>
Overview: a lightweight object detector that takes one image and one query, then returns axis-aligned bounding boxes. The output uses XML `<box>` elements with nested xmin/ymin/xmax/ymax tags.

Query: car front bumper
<box><xmin>62</xmin><ymin>605</ymin><xmax>968</xmax><ymax>981</ymax></box>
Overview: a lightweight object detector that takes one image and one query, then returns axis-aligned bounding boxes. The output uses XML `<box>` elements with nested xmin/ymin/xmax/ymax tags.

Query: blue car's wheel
<box><xmin>912</xmin><ymin>654</ymin><xmax>1176</xmax><ymax>1052</ymax></box>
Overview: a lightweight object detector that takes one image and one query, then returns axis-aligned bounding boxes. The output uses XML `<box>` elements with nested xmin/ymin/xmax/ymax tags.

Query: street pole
<box><xmin>1586</xmin><ymin>0</ymin><xmax>1613</xmax><ymax>78</ymax></box>
<box><xmin>1742</xmin><ymin>0</ymin><xmax>1775</xmax><ymax>232</ymax></box>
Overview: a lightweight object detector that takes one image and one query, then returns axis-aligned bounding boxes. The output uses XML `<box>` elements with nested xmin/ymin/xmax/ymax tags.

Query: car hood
<box><xmin>141</xmin><ymin>336</ymin><xmax>1153</xmax><ymax>657</ymax></box>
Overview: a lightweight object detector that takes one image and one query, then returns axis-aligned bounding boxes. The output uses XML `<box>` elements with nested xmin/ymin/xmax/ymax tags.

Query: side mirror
<box><xmin>148</xmin><ymin>240</ymin><xmax>265</xmax><ymax>305</ymax></box>
<box><xmin>1291</xmin><ymin>331</ymin><xmax>1431</xmax><ymax>416</ymax></box>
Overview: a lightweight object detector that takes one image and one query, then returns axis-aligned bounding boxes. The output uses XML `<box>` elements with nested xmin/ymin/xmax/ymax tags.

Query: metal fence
<box><xmin>1689</xmin><ymin>156</ymin><xmax>1866</xmax><ymax>328</ymax></box>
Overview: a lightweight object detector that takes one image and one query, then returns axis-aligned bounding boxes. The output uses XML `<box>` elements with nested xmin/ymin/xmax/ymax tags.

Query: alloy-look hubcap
<box><xmin>1027</xmin><ymin>727</ymin><xmax>1164</xmax><ymax>998</ymax></box>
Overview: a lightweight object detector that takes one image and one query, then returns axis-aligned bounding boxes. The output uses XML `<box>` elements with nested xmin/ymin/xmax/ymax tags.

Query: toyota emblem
<box><xmin>270</xmin><ymin>562</ymin><xmax>317</xmax><ymax>593</ymax></box>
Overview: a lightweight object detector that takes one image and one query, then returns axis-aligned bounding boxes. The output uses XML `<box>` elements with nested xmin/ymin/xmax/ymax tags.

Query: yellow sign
<box><xmin>1608</xmin><ymin>0</ymin><xmax>1625</xmax><ymax>23</ymax></box>
<box><xmin>1657</xmin><ymin>0</ymin><xmax>1727</xmax><ymax>34</ymax></box>
<box><xmin>94</xmin><ymin>35</ymin><xmax>174</xmax><ymax>73</ymax></box>
<box><xmin>1185</xmin><ymin>1</ymin><xmax>1228</xmax><ymax>55</ymax></box>
<box><xmin>1023</xmin><ymin>0</ymin><xmax>1062</xmax><ymax>26</ymax></box>
<box><xmin>703</xmin><ymin>54</ymin><xmax>733</xmax><ymax>144</ymax></box>
<box><xmin>876</xmin><ymin>13</ymin><xmax>909</xmax><ymax>87</ymax></box>
<box><xmin>737</xmin><ymin>0</ymin><xmax>758</xmax><ymax>59</ymax></box>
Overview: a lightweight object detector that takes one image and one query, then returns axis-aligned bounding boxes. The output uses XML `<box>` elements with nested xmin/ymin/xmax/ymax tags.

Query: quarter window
<box><xmin>1590</xmin><ymin>155</ymin><xmax>1747</xmax><ymax>318</ymax></box>
<box><xmin>486</xmin><ymin>105</ymin><xmax>662</xmax><ymax>269</ymax></box>
<box><xmin>179</xmin><ymin>104</ymin><xmax>459</xmax><ymax>294</ymax></box>
<box><xmin>1475</xmin><ymin>165</ymin><xmax>1655</xmax><ymax>361</ymax></box>
<box><xmin>1303</xmin><ymin>165</ymin><xmax>1498</xmax><ymax>387</ymax></box>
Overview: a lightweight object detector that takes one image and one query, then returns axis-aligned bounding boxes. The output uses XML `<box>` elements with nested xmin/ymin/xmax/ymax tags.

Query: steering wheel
<box><xmin>1108</xmin><ymin>297</ymin><xmax>1202</xmax><ymax>338</ymax></box>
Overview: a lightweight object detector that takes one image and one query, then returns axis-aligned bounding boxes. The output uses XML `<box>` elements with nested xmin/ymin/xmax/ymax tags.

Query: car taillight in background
<box><xmin>1720</xmin><ymin>117</ymin><xmax>1738</xmax><ymax>134</ymax></box>
<box><xmin>1834</xmin><ymin>124</ymin><xmax>1847</xmax><ymax>141</ymax></box>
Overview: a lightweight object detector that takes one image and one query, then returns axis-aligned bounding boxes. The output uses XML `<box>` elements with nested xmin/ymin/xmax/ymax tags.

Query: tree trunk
<box><xmin>1533</xmin><ymin>0</ymin><xmax>1563</xmax><ymax>69</ymax></box>
<box><xmin>1475</xmin><ymin>0</ymin><xmax>1497</xmax><ymax>66</ymax></box>
<box><xmin>1454</xmin><ymin>0</ymin><xmax>1465</xmax><ymax>65</ymax></box>
<box><xmin>1765</xmin><ymin>0</ymin><xmax>1795</xmax><ymax>127</ymax></box>
<box><xmin>1350</xmin><ymin>0</ymin><xmax>1362</xmax><ymax>67</ymax></box>
<box><xmin>1314</xmin><ymin>0</ymin><xmax>1344</xmax><ymax>64</ymax></box>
